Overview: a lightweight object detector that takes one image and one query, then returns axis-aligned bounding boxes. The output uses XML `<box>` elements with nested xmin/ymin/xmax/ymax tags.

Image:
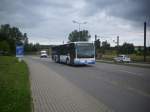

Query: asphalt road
<box><xmin>27</xmin><ymin>56</ymin><xmax>150</xmax><ymax>112</ymax></box>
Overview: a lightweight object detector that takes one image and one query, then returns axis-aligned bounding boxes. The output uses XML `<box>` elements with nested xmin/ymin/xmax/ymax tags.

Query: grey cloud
<box><xmin>0</xmin><ymin>0</ymin><xmax>149</xmax><ymax>45</ymax></box>
<box><xmin>0</xmin><ymin>0</ymin><xmax>44</xmax><ymax>28</ymax></box>
<box><xmin>0</xmin><ymin>0</ymin><xmax>73</xmax><ymax>28</ymax></box>
<box><xmin>1</xmin><ymin>0</ymin><xmax>149</xmax><ymax>28</ymax></box>
<box><xmin>84</xmin><ymin>0</ymin><xmax>150</xmax><ymax>24</ymax></box>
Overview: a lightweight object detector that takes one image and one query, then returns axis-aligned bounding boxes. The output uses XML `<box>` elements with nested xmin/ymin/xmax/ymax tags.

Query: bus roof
<box><xmin>40</xmin><ymin>50</ymin><xmax>47</xmax><ymax>53</ymax></box>
<box><xmin>69</xmin><ymin>41</ymin><xmax>94</xmax><ymax>44</ymax></box>
<box><xmin>51</xmin><ymin>41</ymin><xmax>94</xmax><ymax>48</ymax></box>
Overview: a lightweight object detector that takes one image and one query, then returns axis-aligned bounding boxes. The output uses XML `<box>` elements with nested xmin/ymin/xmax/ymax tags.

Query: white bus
<box><xmin>51</xmin><ymin>42</ymin><xmax>95</xmax><ymax>65</ymax></box>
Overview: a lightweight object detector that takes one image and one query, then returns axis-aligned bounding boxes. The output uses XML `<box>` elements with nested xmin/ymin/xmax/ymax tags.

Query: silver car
<box><xmin>113</xmin><ymin>55</ymin><xmax>131</xmax><ymax>62</ymax></box>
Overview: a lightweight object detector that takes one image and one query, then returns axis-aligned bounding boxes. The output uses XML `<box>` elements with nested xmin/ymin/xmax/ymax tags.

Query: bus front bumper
<box><xmin>74</xmin><ymin>59</ymin><xmax>95</xmax><ymax>65</ymax></box>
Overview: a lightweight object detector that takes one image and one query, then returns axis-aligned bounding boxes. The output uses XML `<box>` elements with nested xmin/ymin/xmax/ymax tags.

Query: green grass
<box><xmin>0</xmin><ymin>56</ymin><xmax>31</xmax><ymax>112</ymax></box>
<box><xmin>129</xmin><ymin>54</ymin><xmax>150</xmax><ymax>62</ymax></box>
<box><xmin>101</xmin><ymin>54</ymin><xmax>115</xmax><ymax>61</ymax></box>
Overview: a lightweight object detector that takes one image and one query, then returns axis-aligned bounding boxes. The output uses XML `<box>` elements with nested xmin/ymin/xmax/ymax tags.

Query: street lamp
<box><xmin>113</xmin><ymin>36</ymin><xmax>120</xmax><ymax>56</ymax></box>
<box><xmin>72</xmin><ymin>20</ymin><xmax>87</xmax><ymax>41</ymax></box>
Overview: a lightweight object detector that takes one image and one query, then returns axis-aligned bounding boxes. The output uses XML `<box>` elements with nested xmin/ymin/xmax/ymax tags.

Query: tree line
<box><xmin>68</xmin><ymin>30</ymin><xmax>150</xmax><ymax>56</ymax></box>
<box><xmin>0</xmin><ymin>24</ymin><xmax>41</xmax><ymax>55</ymax></box>
<box><xmin>1</xmin><ymin>24</ymin><xmax>149</xmax><ymax>56</ymax></box>
<box><xmin>68</xmin><ymin>30</ymin><xmax>135</xmax><ymax>54</ymax></box>
<box><xmin>0</xmin><ymin>24</ymin><xmax>27</xmax><ymax>54</ymax></box>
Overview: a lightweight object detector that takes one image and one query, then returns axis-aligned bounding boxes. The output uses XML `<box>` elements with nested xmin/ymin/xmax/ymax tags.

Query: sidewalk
<box><xmin>97</xmin><ymin>60</ymin><xmax>150</xmax><ymax>68</ymax></box>
<box><xmin>25</xmin><ymin>58</ymin><xmax>112</xmax><ymax>112</ymax></box>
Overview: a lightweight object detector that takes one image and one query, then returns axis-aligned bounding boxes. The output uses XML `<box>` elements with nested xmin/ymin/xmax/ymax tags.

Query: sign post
<box><xmin>16</xmin><ymin>45</ymin><xmax>24</xmax><ymax>62</ymax></box>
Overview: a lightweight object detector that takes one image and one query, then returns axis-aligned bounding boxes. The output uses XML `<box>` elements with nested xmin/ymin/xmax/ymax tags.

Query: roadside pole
<box><xmin>95</xmin><ymin>35</ymin><xmax>97</xmax><ymax>58</ymax></box>
<box><xmin>144</xmin><ymin>22</ymin><xmax>147</xmax><ymax>62</ymax></box>
<box><xmin>117</xmin><ymin>36</ymin><xmax>119</xmax><ymax>56</ymax></box>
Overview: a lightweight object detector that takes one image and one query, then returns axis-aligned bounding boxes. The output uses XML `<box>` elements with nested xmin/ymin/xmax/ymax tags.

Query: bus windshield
<box><xmin>76</xmin><ymin>43</ymin><xmax>95</xmax><ymax>58</ymax></box>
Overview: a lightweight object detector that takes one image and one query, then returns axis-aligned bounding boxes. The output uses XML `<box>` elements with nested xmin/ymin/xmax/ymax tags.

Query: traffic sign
<box><xmin>16</xmin><ymin>45</ymin><xmax>24</xmax><ymax>58</ymax></box>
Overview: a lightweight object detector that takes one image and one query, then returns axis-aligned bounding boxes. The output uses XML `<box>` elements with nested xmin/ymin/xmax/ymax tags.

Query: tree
<box><xmin>33</xmin><ymin>43</ymin><xmax>40</xmax><ymax>51</ymax></box>
<box><xmin>101</xmin><ymin>41</ymin><xmax>110</xmax><ymax>49</ymax></box>
<box><xmin>0</xmin><ymin>24</ymin><xmax>28</xmax><ymax>54</ymax></box>
<box><xmin>24</xmin><ymin>42</ymin><xmax>41</xmax><ymax>53</ymax></box>
<box><xmin>98</xmin><ymin>41</ymin><xmax>110</xmax><ymax>54</ymax></box>
<box><xmin>23</xmin><ymin>33</ymin><xmax>28</xmax><ymax>44</ymax></box>
<box><xmin>95</xmin><ymin>39</ymin><xmax>101</xmax><ymax>49</ymax></box>
<box><xmin>94</xmin><ymin>39</ymin><xmax>101</xmax><ymax>57</ymax></box>
<box><xmin>119</xmin><ymin>42</ymin><xmax>134</xmax><ymax>54</ymax></box>
<box><xmin>138</xmin><ymin>46</ymin><xmax>142</xmax><ymax>52</ymax></box>
<box><xmin>147</xmin><ymin>47</ymin><xmax>150</xmax><ymax>55</ymax></box>
<box><xmin>0</xmin><ymin>41</ymin><xmax>10</xmax><ymax>54</ymax></box>
<box><xmin>68</xmin><ymin>30</ymin><xmax>91</xmax><ymax>42</ymax></box>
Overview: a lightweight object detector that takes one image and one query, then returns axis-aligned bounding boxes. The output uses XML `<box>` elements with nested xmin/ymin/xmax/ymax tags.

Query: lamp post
<box><xmin>144</xmin><ymin>21</ymin><xmax>147</xmax><ymax>62</ymax></box>
<box><xmin>144</xmin><ymin>16</ymin><xmax>150</xmax><ymax>62</ymax></box>
<box><xmin>72</xmin><ymin>20</ymin><xmax>87</xmax><ymax>41</ymax></box>
<box><xmin>113</xmin><ymin>36</ymin><xmax>120</xmax><ymax>56</ymax></box>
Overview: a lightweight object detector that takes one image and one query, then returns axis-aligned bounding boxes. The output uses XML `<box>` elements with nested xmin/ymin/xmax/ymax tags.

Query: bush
<box><xmin>0</xmin><ymin>41</ymin><xmax>10</xmax><ymax>55</ymax></box>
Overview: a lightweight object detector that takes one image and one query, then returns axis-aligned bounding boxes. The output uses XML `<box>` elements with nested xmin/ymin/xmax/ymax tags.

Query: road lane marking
<box><xmin>94</xmin><ymin>75</ymin><xmax>150</xmax><ymax>99</ymax></box>
<box><xmin>71</xmin><ymin>67</ymin><xmax>150</xmax><ymax>98</ymax></box>
<box><xmin>118</xmin><ymin>70</ymin><xmax>142</xmax><ymax>76</ymax></box>
<box><xmin>127</xmin><ymin>86</ymin><xmax>150</xmax><ymax>98</ymax></box>
<box><xmin>111</xmin><ymin>81</ymin><xmax>150</xmax><ymax>98</ymax></box>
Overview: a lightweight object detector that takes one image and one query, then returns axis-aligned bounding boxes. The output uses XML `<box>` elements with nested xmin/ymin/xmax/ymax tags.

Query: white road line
<box><xmin>118</xmin><ymin>70</ymin><xmax>142</xmax><ymax>76</ymax></box>
<box><xmin>127</xmin><ymin>86</ymin><xmax>150</xmax><ymax>98</ymax></box>
<box><xmin>111</xmin><ymin>81</ymin><xmax>150</xmax><ymax>98</ymax></box>
<box><xmin>96</xmin><ymin>76</ymin><xmax>150</xmax><ymax>98</ymax></box>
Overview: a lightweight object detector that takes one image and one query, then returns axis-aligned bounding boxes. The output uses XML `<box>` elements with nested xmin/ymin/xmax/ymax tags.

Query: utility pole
<box><xmin>95</xmin><ymin>34</ymin><xmax>97</xmax><ymax>41</ymax></box>
<box><xmin>113</xmin><ymin>36</ymin><xmax>119</xmax><ymax>46</ymax></box>
<box><xmin>144</xmin><ymin>21</ymin><xmax>147</xmax><ymax>62</ymax></box>
<box><xmin>78</xmin><ymin>24</ymin><xmax>81</xmax><ymax>41</ymax></box>
<box><xmin>117</xmin><ymin>36</ymin><xmax>119</xmax><ymax>56</ymax></box>
<box><xmin>117</xmin><ymin>36</ymin><xmax>119</xmax><ymax>47</ymax></box>
<box><xmin>94</xmin><ymin>35</ymin><xmax>97</xmax><ymax>57</ymax></box>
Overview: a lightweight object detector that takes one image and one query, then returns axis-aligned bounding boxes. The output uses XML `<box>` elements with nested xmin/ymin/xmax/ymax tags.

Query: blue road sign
<box><xmin>16</xmin><ymin>45</ymin><xmax>24</xmax><ymax>57</ymax></box>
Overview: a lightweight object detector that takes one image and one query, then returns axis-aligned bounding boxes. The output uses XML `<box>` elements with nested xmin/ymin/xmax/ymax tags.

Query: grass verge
<box><xmin>0</xmin><ymin>56</ymin><xmax>31</xmax><ymax>112</ymax></box>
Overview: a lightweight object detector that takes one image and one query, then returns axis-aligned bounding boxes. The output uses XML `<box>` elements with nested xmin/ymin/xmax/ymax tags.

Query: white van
<box><xmin>40</xmin><ymin>50</ymin><xmax>48</xmax><ymax>58</ymax></box>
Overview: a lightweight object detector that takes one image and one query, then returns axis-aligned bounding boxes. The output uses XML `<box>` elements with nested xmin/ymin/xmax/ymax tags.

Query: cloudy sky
<box><xmin>0</xmin><ymin>0</ymin><xmax>150</xmax><ymax>46</ymax></box>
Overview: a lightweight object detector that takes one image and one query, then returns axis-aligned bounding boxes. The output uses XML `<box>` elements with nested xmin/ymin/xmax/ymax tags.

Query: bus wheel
<box><xmin>66</xmin><ymin>59</ymin><xmax>70</xmax><ymax>65</ymax></box>
<box><xmin>55</xmin><ymin>56</ymin><xmax>58</xmax><ymax>63</ymax></box>
<box><xmin>54</xmin><ymin>57</ymin><xmax>57</xmax><ymax>62</ymax></box>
